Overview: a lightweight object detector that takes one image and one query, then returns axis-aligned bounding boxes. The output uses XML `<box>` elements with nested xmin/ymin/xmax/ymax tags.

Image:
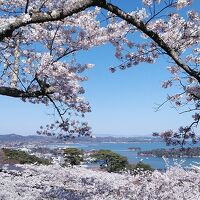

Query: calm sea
<box><xmin>48</xmin><ymin>142</ymin><xmax>200</xmax><ymax>169</ymax></box>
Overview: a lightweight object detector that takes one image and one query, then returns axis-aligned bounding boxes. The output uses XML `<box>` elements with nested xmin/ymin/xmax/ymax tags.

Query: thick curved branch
<box><xmin>0</xmin><ymin>86</ymin><xmax>53</xmax><ymax>98</ymax></box>
<box><xmin>97</xmin><ymin>1</ymin><xmax>200</xmax><ymax>83</ymax></box>
<box><xmin>1</xmin><ymin>0</ymin><xmax>199</xmax><ymax>84</ymax></box>
<box><xmin>0</xmin><ymin>0</ymin><xmax>97</xmax><ymax>41</ymax></box>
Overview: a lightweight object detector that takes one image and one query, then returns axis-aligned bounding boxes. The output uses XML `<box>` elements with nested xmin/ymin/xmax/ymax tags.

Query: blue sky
<box><xmin>0</xmin><ymin>0</ymin><xmax>199</xmax><ymax>136</ymax></box>
<box><xmin>80</xmin><ymin>44</ymin><xmax>193</xmax><ymax>136</ymax></box>
<box><xmin>0</xmin><ymin>44</ymin><xmax>192</xmax><ymax>136</ymax></box>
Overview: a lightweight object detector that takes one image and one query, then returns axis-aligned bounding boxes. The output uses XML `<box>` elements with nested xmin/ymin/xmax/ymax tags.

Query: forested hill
<box><xmin>138</xmin><ymin>147</ymin><xmax>200</xmax><ymax>158</ymax></box>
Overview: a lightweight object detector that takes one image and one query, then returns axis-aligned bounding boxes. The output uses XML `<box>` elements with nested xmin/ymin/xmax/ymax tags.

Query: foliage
<box><xmin>2</xmin><ymin>148</ymin><xmax>51</xmax><ymax>165</ymax></box>
<box><xmin>0</xmin><ymin>0</ymin><xmax>199</xmax><ymax>145</ymax></box>
<box><xmin>139</xmin><ymin>147</ymin><xmax>200</xmax><ymax>158</ymax></box>
<box><xmin>124</xmin><ymin>162</ymin><xmax>153</xmax><ymax>176</ymax></box>
<box><xmin>127</xmin><ymin>161</ymin><xmax>153</xmax><ymax>172</ymax></box>
<box><xmin>92</xmin><ymin>149</ymin><xmax>129</xmax><ymax>172</ymax></box>
<box><xmin>135</xmin><ymin>161</ymin><xmax>153</xmax><ymax>171</ymax></box>
<box><xmin>92</xmin><ymin>150</ymin><xmax>153</xmax><ymax>173</ymax></box>
<box><xmin>64</xmin><ymin>148</ymin><xmax>83</xmax><ymax>166</ymax></box>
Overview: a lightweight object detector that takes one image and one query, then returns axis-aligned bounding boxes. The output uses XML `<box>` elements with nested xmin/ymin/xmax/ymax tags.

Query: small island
<box><xmin>128</xmin><ymin>147</ymin><xmax>141</xmax><ymax>151</ymax></box>
<box><xmin>138</xmin><ymin>147</ymin><xmax>200</xmax><ymax>158</ymax></box>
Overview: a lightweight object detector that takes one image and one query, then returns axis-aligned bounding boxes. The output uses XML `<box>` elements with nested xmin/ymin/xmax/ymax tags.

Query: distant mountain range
<box><xmin>0</xmin><ymin>134</ymin><xmax>162</xmax><ymax>145</ymax></box>
<box><xmin>0</xmin><ymin>134</ymin><xmax>57</xmax><ymax>144</ymax></box>
<box><xmin>67</xmin><ymin>136</ymin><xmax>162</xmax><ymax>143</ymax></box>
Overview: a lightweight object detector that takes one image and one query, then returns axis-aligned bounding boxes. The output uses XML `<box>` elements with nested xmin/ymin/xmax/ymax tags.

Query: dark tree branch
<box><xmin>0</xmin><ymin>0</ymin><xmax>97</xmax><ymax>41</ymax></box>
<box><xmin>96</xmin><ymin>1</ymin><xmax>200</xmax><ymax>83</ymax></box>
<box><xmin>145</xmin><ymin>1</ymin><xmax>175</xmax><ymax>24</ymax></box>
<box><xmin>2</xmin><ymin>0</ymin><xmax>198</xmax><ymax>83</ymax></box>
<box><xmin>52</xmin><ymin>48</ymin><xmax>78</xmax><ymax>64</ymax></box>
<box><xmin>181</xmin><ymin>115</ymin><xmax>200</xmax><ymax>148</ymax></box>
<box><xmin>46</xmin><ymin>93</ymin><xmax>65</xmax><ymax>123</ymax></box>
<box><xmin>25</xmin><ymin>0</ymin><xmax>30</xmax><ymax>13</ymax></box>
<box><xmin>49</xmin><ymin>25</ymin><xmax>60</xmax><ymax>55</ymax></box>
<box><xmin>0</xmin><ymin>86</ymin><xmax>53</xmax><ymax>98</ymax></box>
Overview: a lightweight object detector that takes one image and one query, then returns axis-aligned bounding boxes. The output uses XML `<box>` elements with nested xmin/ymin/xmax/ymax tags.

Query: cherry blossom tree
<box><xmin>0</xmin><ymin>0</ymin><xmax>199</xmax><ymax>144</ymax></box>
<box><xmin>0</xmin><ymin>164</ymin><xmax>200</xmax><ymax>199</ymax></box>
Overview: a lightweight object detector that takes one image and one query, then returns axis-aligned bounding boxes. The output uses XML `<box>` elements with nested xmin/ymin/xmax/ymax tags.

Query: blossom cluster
<box><xmin>0</xmin><ymin>164</ymin><xmax>199</xmax><ymax>200</ymax></box>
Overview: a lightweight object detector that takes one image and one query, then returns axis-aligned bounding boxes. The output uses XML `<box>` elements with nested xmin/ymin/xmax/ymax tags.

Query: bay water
<box><xmin>48</xmin><ymin>142</ymin><xmax>200</xmax><ymax>169</ymax></box>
